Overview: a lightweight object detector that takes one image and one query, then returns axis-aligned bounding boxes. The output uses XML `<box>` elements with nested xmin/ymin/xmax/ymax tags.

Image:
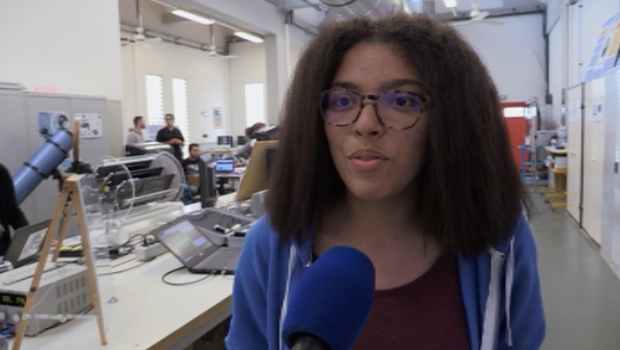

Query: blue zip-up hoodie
<box><xmin>226</xmin><ymin>213</ymin><xmax>545</xmax><ymax>350</ymax></box>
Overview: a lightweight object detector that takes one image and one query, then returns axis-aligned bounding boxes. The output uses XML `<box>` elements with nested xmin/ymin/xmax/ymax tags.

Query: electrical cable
<box><xmin>161</xmin><ymin>266</ymin><xmax>214</xmax><ymax>286</ymax></box>
<box><xmin>319</xmin><ymin>0</ymin><xmax>358</xmax><ymax>7</ymax></box>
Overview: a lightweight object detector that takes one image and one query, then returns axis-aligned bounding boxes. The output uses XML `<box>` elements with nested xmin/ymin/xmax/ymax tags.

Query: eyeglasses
<box><xmin>320</xmin><ymin>88</ymin><xmax>429</xmax><ymax>130</ymax></box>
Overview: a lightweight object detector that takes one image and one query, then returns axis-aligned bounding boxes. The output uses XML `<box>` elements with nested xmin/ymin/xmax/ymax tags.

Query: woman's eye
<box><xmin>329</xmin><ymin>94</ymin><xmax>355</xmax><ymax>108</ymax></box>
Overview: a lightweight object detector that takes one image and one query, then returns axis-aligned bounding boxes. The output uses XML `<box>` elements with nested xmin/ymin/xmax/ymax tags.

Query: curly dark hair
<box><xmin>265</xmin><ymin>13</ymin><xmax>527</xmax><ymax>256</ymax></box>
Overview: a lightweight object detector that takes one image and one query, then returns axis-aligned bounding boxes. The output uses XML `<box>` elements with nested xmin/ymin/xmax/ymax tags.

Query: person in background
<box><xmin>235</xmin><ymin>122</ymin><xmax>266</xmax><ymax>161</ymax></box>
<box><xmin>0</xmin><ymin>162</ymin><xmax>29</xmax><ymax>255</ymax></box>
<box><xmin>126</xmin><ymin>116</ymin><xmax>146</xmax><ymax>144</ymax></box>
<box><xmin>182</xmin><ymin>143</ymin><xmax>200</xmax><ymax>177</ymax></box>
<box><xmin>181</xmin><ymin>143</ymin><xmax>200</xmax><ymax>201</ymax></box>
<box><xmin>226</xmin><ymin>14</ymin><xmax>544</xmax><ymax>350</ymax></box>
<box><xmin>156</xmin><ymin>113</ymin><xmax>184</xmax><ymax>162</ymax></box>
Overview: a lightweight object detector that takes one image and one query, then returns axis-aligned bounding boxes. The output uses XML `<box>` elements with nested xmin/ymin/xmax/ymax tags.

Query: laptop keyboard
<box><xmin>197</xmin><ymin>248</ymin><xmax>241</xmax><ymax>270</ymax></box>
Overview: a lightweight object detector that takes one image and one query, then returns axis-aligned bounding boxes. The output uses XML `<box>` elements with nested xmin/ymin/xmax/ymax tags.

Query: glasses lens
<box><xmin>321</xmin><ymin>89</ymin><xmax>360</xmax><ymax>126</ymax></box>
<box><xmin>377</xmin><ymin>91</ymin><xmax>425</xmax><ymax>129</ymax></box>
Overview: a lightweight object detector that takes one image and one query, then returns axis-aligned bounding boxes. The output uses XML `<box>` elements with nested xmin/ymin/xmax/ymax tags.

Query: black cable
<box><xmin>319</xmin><ymin>0</ymin><xmax>358</xmax><ymax>7</ymax></box>
<box><xmin>121</xmin><ymin>233</ymin><xmax>147</xmax><ymax>248</ymax></box>
<box><xmin>161</xmin><ymin>266</ymin><xmax>214</xmax><ymax>286</ymax></box>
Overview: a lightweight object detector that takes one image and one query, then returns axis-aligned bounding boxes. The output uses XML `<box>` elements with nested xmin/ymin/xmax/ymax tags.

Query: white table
<box><xmin>11</xmin><ymin>202</ymin><xmax>235</xmax><ymax>350</ymax></box>
<box><xmin>12</xmin><ymin>253</ymin><xmax>233</xmax><ymax>350</ymax></box>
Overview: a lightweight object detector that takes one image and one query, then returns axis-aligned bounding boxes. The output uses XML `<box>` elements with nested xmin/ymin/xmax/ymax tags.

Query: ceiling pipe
<box><xmin>319</xmin><ymin>0</ymin><xmax>407</xmax><ymax>20</ymax></box>
<box><xmin>120</xmin><ymin>24</ymin><xmax>234</xmax><ymax>55</ymax></box>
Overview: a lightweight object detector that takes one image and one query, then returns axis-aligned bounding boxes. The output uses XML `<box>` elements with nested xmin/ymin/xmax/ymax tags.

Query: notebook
<box><xmin>215</xmin><ymin>159</ymin><xmax>234</xmax><ymax>173</ymax></box>
<box><xmin>152</xmin><ymin>219</ymin><xmax>240</xmax><ymax>274</ymax></box>
<box><xmin>4</xmin><ymin>220</ymin><xmax>50</xmax><ymax>268</ymax></box>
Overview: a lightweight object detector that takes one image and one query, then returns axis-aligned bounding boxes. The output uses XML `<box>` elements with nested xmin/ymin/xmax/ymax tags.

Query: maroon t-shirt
<box><xmin>351</xmin><ymin>253</ymin><xmax>470</xmax><ymax>350</ymax></box>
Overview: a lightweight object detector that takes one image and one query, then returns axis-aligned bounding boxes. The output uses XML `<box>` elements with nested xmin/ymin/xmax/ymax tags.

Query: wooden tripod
<box><xmin>12</xmin><ymin>174</ymin><xmax>107</xmax><ymax>349</ymax></box>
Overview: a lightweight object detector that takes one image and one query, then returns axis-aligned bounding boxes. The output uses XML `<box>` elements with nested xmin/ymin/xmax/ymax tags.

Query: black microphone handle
<box><xmin>291</xmin><ymin>334</ymin><xmax>331</xmax><ymax>350</ymax></box>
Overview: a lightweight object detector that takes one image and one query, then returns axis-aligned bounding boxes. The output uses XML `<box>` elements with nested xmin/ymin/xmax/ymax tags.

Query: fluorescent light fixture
<box><xmin>444</xmin><ymin>0</ymin><xmax>458</xmax><ymax>7</ymax></box>
<box><xmin>234</xmin><ymin>31</ymin><xmax>264</xmax><ymax>44</ymax></box>
<box><xmin>172</xmin><ymin>9</ymin><xmax>214</xmax><ymax>25</ymax></box>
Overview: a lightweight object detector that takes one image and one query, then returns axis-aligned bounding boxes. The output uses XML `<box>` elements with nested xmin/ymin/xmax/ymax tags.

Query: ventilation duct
<box><xmin>320</xmin><ymin>0</ymin><xmax>407</xmax><ymax>20</ymax></box>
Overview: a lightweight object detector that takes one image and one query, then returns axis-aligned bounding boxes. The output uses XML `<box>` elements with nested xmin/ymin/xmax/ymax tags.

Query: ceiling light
<box><xmin>444</xmin><ymin>0</ymin><xmax>458</xmax><ymax>7</ymax></box>
<box><xmin>172</xmin><ymin>9</ymin><xmax>214</xmax><ymax>25</ymax></box>
<box><xmin>234</xmin><ymin>31</ymin><xmax>264</xmax><ymax>44</ymax></box>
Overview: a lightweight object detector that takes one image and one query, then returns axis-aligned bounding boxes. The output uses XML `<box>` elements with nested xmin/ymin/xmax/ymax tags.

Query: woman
<box><xmin>226</xmin><ymin>14</ymin><xmax>544</xmax><ymax>350</ymax></box>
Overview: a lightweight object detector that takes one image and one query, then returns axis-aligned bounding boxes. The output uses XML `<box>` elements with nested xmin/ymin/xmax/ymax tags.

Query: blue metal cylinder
<box><xmin>12</xmin><ymin>130</ymin><xmax>73</xmax><ymax>204</ymax></box>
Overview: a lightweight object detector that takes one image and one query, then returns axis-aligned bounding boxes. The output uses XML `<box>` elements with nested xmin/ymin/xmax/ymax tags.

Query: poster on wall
<box><xmin>38</xmin><ymin>111</ymin><xmax>69</xmax><ymax>137</ymax></box>
<box><xmin>213</xmin><ymin>107</ymin><xmax>223</xmax><ymax>129</ymax></box>
<box><xmin>76</xmin><ymin>113</ymin><xmax>103</xmax><ymax>138</ymax></box>
<box><xmin>583</xmin><ymin>10</ymin><xmax>620</xmax><ymax>82</ymax></box>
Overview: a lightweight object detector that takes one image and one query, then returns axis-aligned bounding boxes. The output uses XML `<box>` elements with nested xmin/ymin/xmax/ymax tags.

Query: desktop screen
<box><xmin>217</xmin><ymin>136</ymin><xmax>233</xmax><ymax>146</ymax></box>
<box><xmin>198</xmin><ymin>152</ymin><xmax>217</xmax><ymax>207</ymax></box>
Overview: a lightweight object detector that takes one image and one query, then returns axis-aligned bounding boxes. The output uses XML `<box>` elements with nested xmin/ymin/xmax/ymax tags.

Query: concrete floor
<box><xmin>529</xmin><ymin>193</ymin><xmax>620</xmax><ymax>350</ymax></box>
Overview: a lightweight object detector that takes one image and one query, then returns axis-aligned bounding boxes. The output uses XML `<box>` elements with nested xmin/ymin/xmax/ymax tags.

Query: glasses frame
<box><xmin>320</xmin><ymin>88</ymin><xmax>430</xmax><ymax>130</ymax></box>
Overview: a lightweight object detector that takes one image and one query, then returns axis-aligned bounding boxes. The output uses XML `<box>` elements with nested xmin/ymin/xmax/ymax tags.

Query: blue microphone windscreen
<box><xmin>282</xmin><ymin>246</ymin><xmax>375</xmax><ymax>350</ymax></box>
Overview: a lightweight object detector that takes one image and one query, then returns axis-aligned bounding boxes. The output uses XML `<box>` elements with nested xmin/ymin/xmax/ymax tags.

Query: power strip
<box><xmin>135</xmin><ymin>243</ymin><xmax>168</xmax><ymax>261</ymax></box>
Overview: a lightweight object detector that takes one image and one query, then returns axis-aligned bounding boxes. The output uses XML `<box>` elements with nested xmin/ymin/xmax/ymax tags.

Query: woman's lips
<box><xmin>348</xmin><ymin>149</ymin><xmax>388</xmax><ymax>171</ymax></box>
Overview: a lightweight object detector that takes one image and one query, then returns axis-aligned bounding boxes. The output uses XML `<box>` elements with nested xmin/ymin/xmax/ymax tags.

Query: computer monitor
<box><xmin>217</xmin><ymin>136</ymin><xmax>233</xmax><ymax>147</ymax></box>
<box><xmin>237</xmin><ymin>136</ymin><xmax>247</xmax><ymax>146</ymax></box>
<box><xmin>235</xmin><ymin>141</ymin><xmax>279</xmax><ymax>201</ymax></box>
<box><xmin>198</xmin><ymin>152</ymin><xmax>218</xmax><ymax>208</ymax></box>
<box><xmin>215</xmin><ymin>159</ymin><xmax>234</xmax><ymax>173</ymax></box>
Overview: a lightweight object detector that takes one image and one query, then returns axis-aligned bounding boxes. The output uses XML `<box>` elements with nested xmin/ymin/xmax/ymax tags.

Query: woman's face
<box><xmin>324</xmin><ymin>42</ymin><xmax>429</xmax><ymax>203</ymax></box>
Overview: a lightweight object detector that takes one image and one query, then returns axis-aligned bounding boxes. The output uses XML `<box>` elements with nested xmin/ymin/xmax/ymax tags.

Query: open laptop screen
<box><xmin>157</xmin><ymin>220</ymin><xmax>214</xmax><ymax>263</ymax></box>
<box><xmin>5</xmin><ymin>220</ymin><xmax>50</xmax><ymax>268</ymax></box>
<box><xmin>215</xmin><ymin>159</ymin><xmax>234</xmax><ymax>173</ymax></box>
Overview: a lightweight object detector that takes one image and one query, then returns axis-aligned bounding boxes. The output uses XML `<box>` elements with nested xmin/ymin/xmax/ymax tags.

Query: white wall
<box><xmin>577</xmin><ymin>0</ymin><xmax>620</xmax><ymax>84</ymax></box>
<box><xmin>548</xmin><ymin>13</ymin><xmax>567</xmax><ymax>127</ymax></box>
<box><xmin>287</xmin><ymin>25</ymin><xmax>312</xmax><ymax>76</ymax></box>
<box><xmin>547</xmin><ymin>0</ymin><xmax>620</xmax><ymax>125</ymax></box>
<box><xmin>0</xmin><ymin>0</ymin><xmax>123</xmax><ymax>100</ymax></box>
<box><xmin>121</xmin><ymin>41</ymin><xmax>229</xmax><ymax>146</ymax></box>
<box><xmin>175</xmin><ymin>0</ymin><xmax>291</xmax><ymax>123</ymax></box>
<box><xmin>455</xmin><ymin>14</ymin><xmax>546</xmax><ymax>111</ymax></box>
<box><xmin>228</xmin><ymin>42</ymin><xmax>267</xmax><ymax>138</ymax></box>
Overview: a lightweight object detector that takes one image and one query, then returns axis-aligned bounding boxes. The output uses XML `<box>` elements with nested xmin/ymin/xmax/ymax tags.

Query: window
<box><xmin>245</xmin><ymin>83</ymin><xmax>265</xmax><ymax>126</ymax></box>
<box><xmin>145</xmin><ymin>74</ymin><xmax>164</xmax><ymax>139</ymax></box>
<box><xmin>172</xmin><ymin>78</ymin><xmax>190</xmax><ymax>157</ymax></box>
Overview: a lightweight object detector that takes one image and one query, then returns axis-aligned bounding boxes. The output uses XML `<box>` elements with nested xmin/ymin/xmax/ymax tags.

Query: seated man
<box><xmin>181</xmin><ymin>144</ymin><xmax>200</xmax><ymax>201</ymax></box>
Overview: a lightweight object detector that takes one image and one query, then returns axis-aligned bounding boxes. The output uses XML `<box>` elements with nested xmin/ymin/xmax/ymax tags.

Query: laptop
<box><xmin>215</xmin><ymin>159</ymin><xmax>234</xmax><ymax>173</ymax></box>
<box><xmin>3</xmin><ymin>220</ymin><xmax>51</xmax><ymax>269</ymax></box>
<box><xmin>152</xmin><ymin>219</ymin><xmax>241</xmax><ymax>274</ymax></box>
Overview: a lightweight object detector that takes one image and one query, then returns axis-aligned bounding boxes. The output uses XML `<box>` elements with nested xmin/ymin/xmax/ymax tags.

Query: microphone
<box><xmin>282</xmin><ymin>246</ymin><xmax>375</xmax><ymax>350</ymax></box>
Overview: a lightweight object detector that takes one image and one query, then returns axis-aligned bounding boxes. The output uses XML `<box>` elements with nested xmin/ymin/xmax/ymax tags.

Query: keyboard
<box><xmin>197</xmin><ymin>248</ymin><xmax>241</xmax><ymax>270</ymax></box>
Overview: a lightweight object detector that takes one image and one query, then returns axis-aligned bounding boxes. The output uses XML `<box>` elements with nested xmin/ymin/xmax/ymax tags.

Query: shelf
<box><xmin>552</xmin><ymin>168</ymin><xmax>567</xmax><ymax>174</ymax></box>
<box><xmin>544</xmin><ymin>146</ymin><xmax>568</xmax><ymax>156</ymax></box>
